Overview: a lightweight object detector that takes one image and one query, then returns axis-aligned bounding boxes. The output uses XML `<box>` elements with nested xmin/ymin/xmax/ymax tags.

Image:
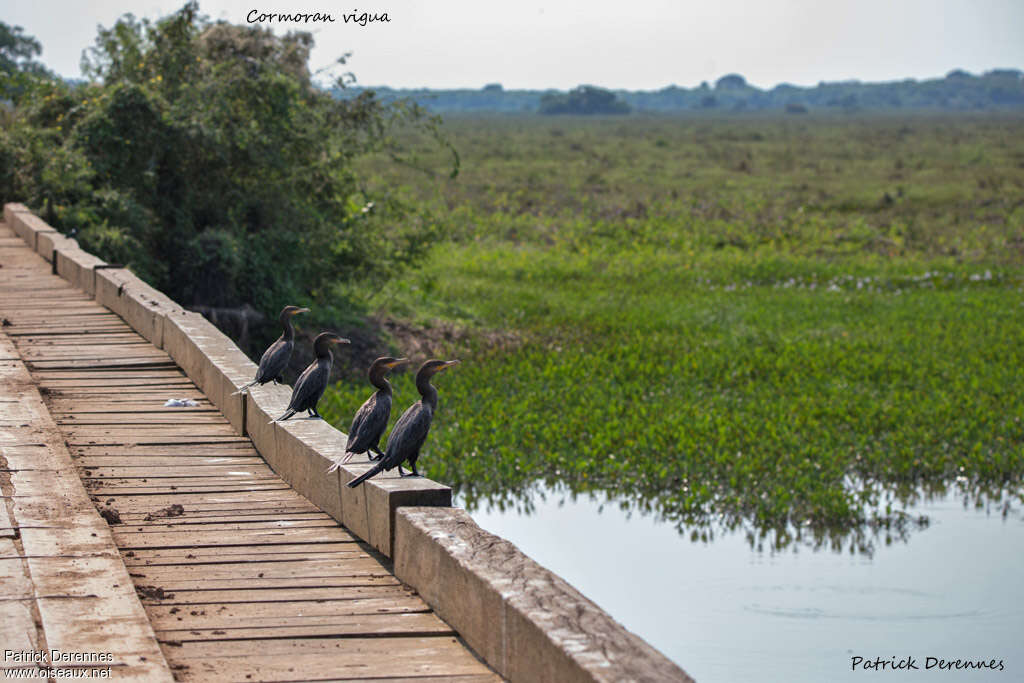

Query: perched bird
<box><xmin>269</xmin><ymin>332</ymin><xmax>350</xmax><ymax>423</ymax></box>
<box><xmin>233</xmin><ymin>305</ymin><xmax>310</xmax><ymax>395</ymax></box>
<box><xmin>327</xmin><ymin>356</ymin><xmax>410</xmax><ymax>473</ymax></box>
<box><xmin>347</xmin><ymin>359</ymin><xmax>459</xmax><ymax>488</ymax></box>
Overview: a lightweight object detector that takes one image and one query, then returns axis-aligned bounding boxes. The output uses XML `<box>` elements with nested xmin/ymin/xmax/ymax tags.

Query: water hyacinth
<box><xmin>323</xmin><ymin>115</ymin><xmax>1024</xmax><ymax>552</ymax></box>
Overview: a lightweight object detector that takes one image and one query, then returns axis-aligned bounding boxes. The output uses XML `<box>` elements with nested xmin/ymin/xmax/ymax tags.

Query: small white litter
<box><xmin>164</xmin><ymin>398</ymin><xmax>200</xmax><ymax>407</ymax></box>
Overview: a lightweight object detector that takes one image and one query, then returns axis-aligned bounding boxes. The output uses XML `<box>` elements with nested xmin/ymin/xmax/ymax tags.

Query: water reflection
<box><xmin>454</xmin><ymin>478</ymin><xmax>1021</xmax><ymax>557</ymax></box>
<box><xmin>461</xmin><ymin>484</ymin><xmax>1024</xmax><ymax>682</ymax></box>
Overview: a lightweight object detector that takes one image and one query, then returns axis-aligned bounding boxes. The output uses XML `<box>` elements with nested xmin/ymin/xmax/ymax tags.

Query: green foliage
<box><xmin>322</xmin><ymin>115</ymin><xmax>1024</xmax><ymax>551</ymax></box>
<box><xmin>1</xmin><ymin>5</ymin><xmax>455</xmax><ymax>335</ymax></box>
<box><xmin>0</xmin><ymin>22</ymin><xmax>51</xmax><ymax>103</ymax></box>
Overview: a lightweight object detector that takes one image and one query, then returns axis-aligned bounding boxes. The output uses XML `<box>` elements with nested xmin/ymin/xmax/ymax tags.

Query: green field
<box><xmin>319</xmin><ymin>114</ymin><xmax>1024</xmax><ymax>550</ymax></box>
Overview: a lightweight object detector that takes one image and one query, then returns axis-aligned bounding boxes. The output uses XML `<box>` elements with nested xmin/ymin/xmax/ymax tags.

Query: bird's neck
<box><xmin>281</xmin><ymin>316</ymin><xmax>295</xmax><ymax>341</ymax></box>
<box><xmin>416</xmin><ymin>375</ymin><xmax>438</xmax><ymax>410</ymax></box>
<box><xmin>370</xmin><ymin>372</ymin><xmax>392</xmax><ymax>394</ymax></box>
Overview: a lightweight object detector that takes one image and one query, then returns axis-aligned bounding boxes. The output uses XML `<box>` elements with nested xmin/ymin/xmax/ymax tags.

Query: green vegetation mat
<box><xmin>316</xmin><ymin>115</ymin><xmax>1024</xmax><ymax>550</ymax></box>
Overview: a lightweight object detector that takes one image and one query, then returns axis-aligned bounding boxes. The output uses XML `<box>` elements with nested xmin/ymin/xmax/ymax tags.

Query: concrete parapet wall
<box><xmin>4</xmin><ymin>203</ymin><xmax>689</xmax><ymax>681</ymax></box>
<box><xmin>36</xmin><ymin>231</ymin><xmax>79</xmax><ymax>264</ymax></box>
<box><xmin>395</xmin><ymin>507</ymin><xmax>693</xmax><ymax>683</ymax></box>
<box><xmin>55</xmin><ymin>248</ymin><xmax>106</xmax><ymax>295</ymax></box>
<box><xmin>12</xmin><ymin>211</ymin><xmax>57</xmax><ymax>252</ymax></box>
<box><xmin>95</xmin><ymin>267</ymin><xmax>184</xmax><ymax>348</ymax></box>
<box><xmin>3</xmin><ymin>202</ymin><xmax>30</xmax><ymax>227</ymax></box>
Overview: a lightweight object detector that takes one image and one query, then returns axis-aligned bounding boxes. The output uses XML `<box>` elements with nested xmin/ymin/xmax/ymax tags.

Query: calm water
<box><xmin>463</xmin><ymin>489</ymin><xmax>1023</xmax><ymax>682</ymax></box>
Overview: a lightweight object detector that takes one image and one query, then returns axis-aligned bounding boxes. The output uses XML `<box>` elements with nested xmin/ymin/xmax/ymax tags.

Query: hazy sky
<box><xmin>5</xmin><ymin>0</ymin><xmax>1024</xmax><ymax>90</ymax></box>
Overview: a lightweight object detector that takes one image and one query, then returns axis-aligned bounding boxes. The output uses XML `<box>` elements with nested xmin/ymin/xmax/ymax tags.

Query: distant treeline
<box><xmin>337</xmin><ymin>69</ymin><xmax>1024</xmax><ymax>114</ymax></box>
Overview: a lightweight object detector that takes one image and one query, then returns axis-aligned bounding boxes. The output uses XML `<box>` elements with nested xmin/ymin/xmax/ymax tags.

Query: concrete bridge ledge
<box><xmin>11</xmin><ymin>209</ymin><xmax>55</xmax><ymax>250</ymax></box>
<box><xmin>95</xmin><ymin>267</ymin><xmax>183</xmax><ymax>348</ymax></box>
<box><xmin>3</xmin><ymin>201</ymin><xmax>30</xmax><ymax>227</ymax></box>
<box><xmin>55</xmin><ymin>248</ymin><xmax>106</xmax><ymax>294</ymax></box>
<box><xmin>36</xmin><ymin>230</ymin><xmax>78</xmax><ymax>264</ymax></box>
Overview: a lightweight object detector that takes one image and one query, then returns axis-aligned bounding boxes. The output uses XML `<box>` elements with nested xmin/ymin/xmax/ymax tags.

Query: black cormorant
<box><xmin>347</xmin><ymin>359</ymin><xmax>458</xmax><ymax>488</ymax></box>
<box><xmin>232</xmin><ymin>305</ymin><xmax>309</xmax><ymax>395</ymax></box>
<box><xmin>327</xmin><ymin>356</ymin><xmax>410</xmax><ymax>473</ymax></box>
<box><xmin>270</xmin><ymin>332</ymin><xmax>350</xmax><ymax>423</ymax></box>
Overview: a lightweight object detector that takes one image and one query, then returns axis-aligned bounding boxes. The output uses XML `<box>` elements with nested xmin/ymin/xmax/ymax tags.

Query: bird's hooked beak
<box><xmin>291</xmin><ymin>307</ymin><xmax>311</xmax><ymax>316</ymax></box>
<box><xmin>437</xmin><ymin>359</ymin><xmax>460</xmax><ymax>372</ymax></box>
<box><xmin>332</xmin><ymin>335</ymin><xmax>351</xmax><ymax>345</ymax></box>
<box><xmin>386</xmin><ymin>358</ymin><xmax>410</xmax><ymax>369</ymax></box>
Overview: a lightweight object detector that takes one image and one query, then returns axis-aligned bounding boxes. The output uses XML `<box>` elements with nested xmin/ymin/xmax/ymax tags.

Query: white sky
<box><xmin>5</xmin><ymin>0</ymin><xmax>1024</xmax><ymax>90</ymax></box>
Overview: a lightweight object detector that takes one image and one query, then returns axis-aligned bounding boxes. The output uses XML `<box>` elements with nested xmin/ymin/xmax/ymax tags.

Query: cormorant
<box><xmin>232</xmin><ymin>305</ymin><xmax>309</xmax><ymax>395</ymax></box>
<box><xmin>327</xmin><ymin>356</ymin><xmax>410</xmax><ymax>473</ymax></box>
<box><xmin>347</xmin><ymin>359</ymin><xmax>459</xmax><ymax>488</ymax></box>
<box><xmin>269</xmin><ymin>332</ymin><xmax>350</xmax><ymax>423</ymax></box>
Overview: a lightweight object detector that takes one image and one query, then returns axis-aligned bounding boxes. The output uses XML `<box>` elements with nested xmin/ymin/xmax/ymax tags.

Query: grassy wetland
<box><xmin>320</xmin><ymin>114</ymin><xmax>1024</xmax><ymax>551</ymax></box>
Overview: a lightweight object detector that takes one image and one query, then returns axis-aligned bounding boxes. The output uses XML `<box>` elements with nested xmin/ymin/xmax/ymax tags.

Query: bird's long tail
<box><xmin>231</xmin><ymin>380</ymin><xmax>258</xmax><ymax>396</ymax></box>
<box><xmin>269</xmin><ymin>409</ymin><xmax>296</xmax><ymax>424</ymax></box>
<box><xmin>325</xmin><ymin>452</ymin><xmax>355</xmax><ymax>474</ymax></box>
<box><xmin>347</xmin><ymin>462</ymin><xmax>385</xmax><ymax>488</ymax></box>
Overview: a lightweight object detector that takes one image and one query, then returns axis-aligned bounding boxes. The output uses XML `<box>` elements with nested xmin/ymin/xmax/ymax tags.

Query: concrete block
<box><xmin>160</xmin><ymin>309</ymin><xmax>200</xmax><ymax>377</ymax></box>
<box><xmin>121</xmin><ymin>279</ymin><xmax>181</xmax><ymax>349</ymax></box>
<box><xmin>395</xmin><ymin>508</ymin><xmax>509</xmax><ymax>673</ymax></box>
<box><xmin>199</xmin><ymin>343</ymin><xmax>256</xmax><ymax>435</ymax></box>
<box><xmin>317</xmin><ymin>457</ymin><xmax>451</xmax><ymax>557</ymax></box>
<box><xmin>93</xmin><ymin>267</ymin><xmax>132</xmax><ymax>316</ymax></box>
<box><xmin>55</xmin><ymin>249</ymin><xmax>106</xmax><ymax>295</ymax></box>
<box><xmin>305</xmin><ymin>456</ymin><xmax>345</xmax><ymax>524</ymax></box>
<box><xmin>95</xmin><ymin>268</ymin><xmax>181</xmax><ymax>347</ymax></box>
<box><xmin>365</xmin><ymin>475</ymin><xmax>451</xmax><ymax>557</ymax></box>
<box><xmin>244</xmin><ymin>382</ymin><xmax>292</xmax><ymax>467</ymax></box>
<box><xmin>3</xmin><ymin>202</ymin><xmax>30</xmax><ymax>227</ymax></box>
<box><xmin>336</xmin><ymin>463</ymin><xmax>373</xmax><ymax>543</ymax></box>
<box><xmin>36</xmin><ymin>231</ymin><xmax>78</xmax><ymax>264</ymax></box>
<box><xmin>12</xmin><ymin>212</ymin><xmax>57</xmax><ymax>250</ymax></box>
<box><xmin>274</xmin><ymin>419</ymin><xmax>347</xmax><ymax>522</ymax></box>
<box><xmin>163</xmin><ymin>310</ymin><xmax>221</xmax><ymax>392</ymax></box>
<box><xmin>394</xmin><ymin>507</ymin><xmax>692</xmax><ymax>683</ymax></box>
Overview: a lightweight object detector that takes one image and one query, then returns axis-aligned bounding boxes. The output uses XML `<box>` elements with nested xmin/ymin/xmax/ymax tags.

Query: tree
<box><xmin>539</xmin><ymin>85</ymin><xmax>630</xmax><ymax>115</ymax></box>
<box><xmin>2</xmin><ymin>3</ymin><xmax>456</xmax><ymax>338</ymax></box>
<box><xmin>715</xmin><ymin>74</ymin><xmax>747</xmax><ymax>90</ymax></box>
<box><xmin>0</xmin><ymin>22</ymin><xmax>51</xmax><ymax>102</ymax></box>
